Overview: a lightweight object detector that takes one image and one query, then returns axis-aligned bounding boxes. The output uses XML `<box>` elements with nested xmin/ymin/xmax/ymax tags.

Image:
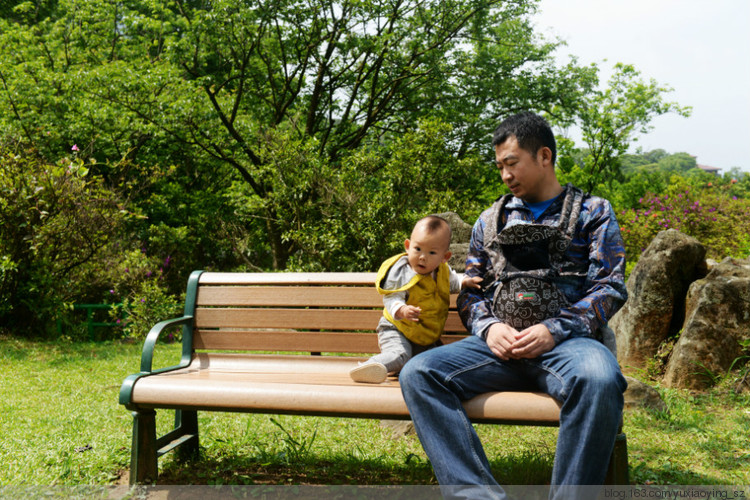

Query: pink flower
<box><xmin>71</xmin><ymin>144</ymin><xmax>79</xmax><ymax>152</ymax></box>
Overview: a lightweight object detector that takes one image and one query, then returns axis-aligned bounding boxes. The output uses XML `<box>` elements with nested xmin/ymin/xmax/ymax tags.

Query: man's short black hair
<box><xmin>492</xmin><ymin>112</ymin><xmax>556</xmax><ymax>165</ymax></box>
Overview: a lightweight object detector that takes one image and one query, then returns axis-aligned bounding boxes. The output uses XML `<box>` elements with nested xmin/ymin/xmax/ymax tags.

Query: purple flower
<box><xmin>110</xmin><ymin>289</ymin><xmax>115</xmax><ymax>294</ymax></box>
<box><xmin>140</xmin><ymin>298</ymin><xmax>146</xmax><ymax>303</ymax></box>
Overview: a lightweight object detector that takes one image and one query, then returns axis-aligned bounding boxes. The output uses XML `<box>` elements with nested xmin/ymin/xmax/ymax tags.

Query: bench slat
<box><xmin>199</xmin><ymin>272</ymin><xmax>376</xmax><ymax>286</ymax></box>
<box><xmin>194</xmin><ymin>331</ymin><xmax>470</xmax><ymax>352</ymax></box>
<box><xmin>130</xmin><ymin>354</ymin><xmax>561</xmax><ymax>424</ymax></box>
<box><xmin>195</xmin><ymin>308</ymin><xmax>465</xmax><ymax>332</ymax></box>
<box><xmin>197</xmin><ymin>286</ymin><xmax>383</xmax><ymax>308</ymax></box>
<box><xmin>196</xmin><ymin>285</ymin><xmax>458</xmax><ymax>308</ymax></box>
<box><xmin>195</xmin><ymin>330</ymin><xmax>381</xmax><ymax>352</ymax></box>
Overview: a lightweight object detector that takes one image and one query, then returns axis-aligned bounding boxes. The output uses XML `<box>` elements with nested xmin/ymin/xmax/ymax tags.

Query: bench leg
<box><xmin>130</xmin><ymin>410</ymin><xmax>158</xmax><ymax>485</ymax></box>
<box><xmin>174</xmin><ymin>410</ymin><xmax>200</xmax><ymax>462</ymax></box>
<box><xmin>605</xmin><ymin>432</ymin><xmax>629</xmax><ymax>484</ymax></box>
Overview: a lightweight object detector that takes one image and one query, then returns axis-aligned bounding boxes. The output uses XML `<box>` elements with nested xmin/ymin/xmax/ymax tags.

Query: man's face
<box><xmin>404</xmin><ymin>225</ymin><xmax>450</xmax><ymax>275</ymax></box>
<box><xmin>494</xmin><ymin>136</ymin><xmax>549</xmax><ymax>203</ymax></box>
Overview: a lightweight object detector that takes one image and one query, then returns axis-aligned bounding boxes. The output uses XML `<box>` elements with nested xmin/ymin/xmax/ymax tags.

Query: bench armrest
<box><xmin>119</xmin><ymin>315</ymin><xmax>193</xmax><ymax>408</ymax></box>
<box><xmin>139</xmin><ymin>315</ymin><xmax>194</xmax><ymax>373</ymax></box>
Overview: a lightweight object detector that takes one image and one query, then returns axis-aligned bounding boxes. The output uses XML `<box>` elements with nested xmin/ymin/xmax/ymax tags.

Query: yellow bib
<box><xmin>375</xmin><ymin>253</ymin><xmax>451</xmax><ymax>346</ymax></box>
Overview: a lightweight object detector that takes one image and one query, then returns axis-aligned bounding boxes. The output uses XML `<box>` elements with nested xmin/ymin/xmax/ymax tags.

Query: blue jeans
<box><xmin>400</xmin><ymin>335</ymin><xmax>626</xmax><ymax>499</ymax></box>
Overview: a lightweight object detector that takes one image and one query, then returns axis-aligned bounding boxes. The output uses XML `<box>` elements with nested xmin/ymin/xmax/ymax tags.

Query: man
<box><xmin>399</xmin><ymin>112</ymin><xmax>628</xmax><ymax>499</ymax></box>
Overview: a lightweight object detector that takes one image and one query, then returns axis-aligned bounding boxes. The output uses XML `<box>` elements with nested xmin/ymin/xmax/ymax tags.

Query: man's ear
<box><xmin>404</xmin><ymin>239</ymin><xmax>411</xmax><ymax>252</ymax></box>
<box><xmin>538</xmin><ymin>146</ymin><xmax>553</xmax><ymax>167</ymax></box>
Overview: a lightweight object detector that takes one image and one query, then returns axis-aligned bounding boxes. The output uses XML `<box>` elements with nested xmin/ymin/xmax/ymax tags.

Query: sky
<box><xmin>533</xmin><ymin>0</ymin><xmax>750</xmax><ymax>173</ymax></box>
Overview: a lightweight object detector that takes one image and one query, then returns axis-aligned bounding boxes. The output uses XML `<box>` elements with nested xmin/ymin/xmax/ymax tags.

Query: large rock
<box><xmin>623</xmin><ymin>376</ymin><xmax>667</xmax><ymax>413</ymax></box>
<box><xmin>611</xmin><ymin>230</ymin><xmax>707</xmax><ymax>372</ymax></box>
<box><xmin>663</xmin><ymin>257</ymin><xmax>750</xmax><ymax>389</ymax></box>
<box><xmin>437</xmin><ymin>211</ymin><xmax>473</xmax><ymax>272</ymax></box>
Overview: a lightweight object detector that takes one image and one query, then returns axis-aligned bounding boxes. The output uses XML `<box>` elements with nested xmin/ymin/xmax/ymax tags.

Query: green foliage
<box><xmin>0</xmin><ymin>0</ymin><xmax>733</xmax><ymax>337</ymax></box>
<box><xmin>620</xmin><ymin>149</ymin><xmax>696</xmax><ymax>176</ymax></box>
<box><xmin>115</xmin><ymin>276</ymin><xmax>182</xmax><ymax>340</ymax></box>
<box><xmin>555</xmin><ymin>63</ymin><xmax>691</xmax><ymax>192</ymax></box>
<box><xmin>0</xmin><ymin>0</ymin><xmax>595</xmax><ymax>270</ymax></box>
<box><xmin>618</xmin><ymin>178</ymin><xmax>750</xmax><ymax>262</ymax></box>
<box><xmin>0</xmin><ymin>146</ymin><xmax>126</xmax><ymax>337</ymax></box>
<box><xmin>274</xmin><ymin>119</ymin><xmax>490</xmax><ymax>271</ymax></box>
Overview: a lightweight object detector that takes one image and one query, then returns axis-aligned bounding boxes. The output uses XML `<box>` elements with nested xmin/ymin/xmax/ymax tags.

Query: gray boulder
<box><xmin>623</xmin><ymin>376</ymin><xmax>667</xmax><ymax>413</ymax></box>
<box><xmin>611</xmin><ymin>229</ymin><xmax>707</xmax><ymax>371</ymax></box>
<box><xmin>663</xmin><ymin>257</ymin><xmax>750</xmax><ymax>389</ymax></box>
<box><xmin>437</xmin><ymin>211</ymin><xmax>473</xmax><ymax>272</ymax></box>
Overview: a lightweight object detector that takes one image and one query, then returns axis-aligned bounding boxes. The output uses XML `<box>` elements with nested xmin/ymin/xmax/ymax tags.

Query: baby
<box><xmin>350</xmin><ymin>215</ymin><xmax>481</xmax><ymax>383</ymax></box>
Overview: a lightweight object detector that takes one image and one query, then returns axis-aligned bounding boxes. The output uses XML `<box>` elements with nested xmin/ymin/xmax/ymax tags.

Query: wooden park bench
<box><xmin>119</xmin><ymin>270</ymin><xmax>629</xmax><ymax>485</ymax></box>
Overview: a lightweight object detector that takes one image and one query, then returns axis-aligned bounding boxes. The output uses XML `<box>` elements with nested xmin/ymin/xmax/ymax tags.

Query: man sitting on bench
<box><xmin>400</xmin><ymin>112</ymin><xmax>629</xmax><ymax>499</ymax></box>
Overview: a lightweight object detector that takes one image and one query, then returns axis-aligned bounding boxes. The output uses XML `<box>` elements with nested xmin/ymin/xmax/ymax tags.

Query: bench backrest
<box><xmin>186</xmin><ymin>271</ymin><xmax>467</xmax><ymax>354</ymax></box>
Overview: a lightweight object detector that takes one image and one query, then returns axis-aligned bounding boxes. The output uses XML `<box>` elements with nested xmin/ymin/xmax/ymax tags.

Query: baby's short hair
<box><xmin>414</xmin><ymin>215</ymin><xmax>452</xmax><ymax>248</ymax></box>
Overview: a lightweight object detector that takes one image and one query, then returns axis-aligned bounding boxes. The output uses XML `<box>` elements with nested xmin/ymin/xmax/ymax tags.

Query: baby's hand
<box><xmin>461</xmin><ymin>276</ymin><xmax>483</xmax><ymax>289</ymax></box>
<box><xmin>396</xmin><ymin>305</ymin><xmax>422</xmax><ymax>321</ymax></box>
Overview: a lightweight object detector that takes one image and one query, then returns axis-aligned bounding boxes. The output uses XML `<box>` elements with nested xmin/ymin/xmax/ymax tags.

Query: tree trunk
<box><xmin>265</xmin><ymin>213</ymin><xmax>288</xmax><ymax>270</ymax></box>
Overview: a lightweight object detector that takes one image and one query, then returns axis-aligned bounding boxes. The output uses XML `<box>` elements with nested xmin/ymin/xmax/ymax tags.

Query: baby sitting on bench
<box><xmin>350</xmin><ymin>215</ymin><xmax>481</xmax><ymax>383</ymax></box>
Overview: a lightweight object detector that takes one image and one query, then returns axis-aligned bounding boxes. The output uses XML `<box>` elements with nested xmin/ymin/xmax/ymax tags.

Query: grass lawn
<box><xmin>1</xmin><ymin>336</ymin><xmax>748</xmax><ymax>487</ymax></box>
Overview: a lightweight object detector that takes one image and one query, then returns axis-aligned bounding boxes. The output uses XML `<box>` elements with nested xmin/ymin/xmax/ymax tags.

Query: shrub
<box><xmin>105</xmin><ymin>248</ymin><xmax>184</xmax><ymax>340</ymax></box>
<box><xmin>619</xmin><ymin>183</ymin><xmax>750</xmax><ymax>263</ymax></box>
<box><xmin>115</xmin><ymin>277</ymin><xmax>182</xmax><ymax>340</ymax></box>
<box><xmin>0</xmin><ymin>147</ymin><xmax>126</xmax><ymax>337</ymax></box>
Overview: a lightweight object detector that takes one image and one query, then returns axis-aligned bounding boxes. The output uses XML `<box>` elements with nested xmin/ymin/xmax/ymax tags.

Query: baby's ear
<box><xmin>442</xmin><ymin>251</ymin><xmax>452</xmax><ymax>263</ymax></box>
<box><xmin>404</xmin><ymin>239</ymin><xmax>411</xmax><ymax>252</ymax></box>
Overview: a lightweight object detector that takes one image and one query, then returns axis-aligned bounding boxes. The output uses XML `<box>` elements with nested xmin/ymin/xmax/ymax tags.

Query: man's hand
<box><xmin>485</xmin><ymin>323</ymin><xmax>520</xmax><ymax>360</ymax></box>
<box><xmin>486</xmin><ymin>322</ymin><xmax>556</xmax><ymax>360</ymax></box>
<box><xmin>510</xmin><ymin>324</ymin><xmax>555</xmax><ymax>359</ymax></box>
<box><xmin>396</xmin><ymin>305</ymin><xmax>421</xmax><ymax>321</ymax></box>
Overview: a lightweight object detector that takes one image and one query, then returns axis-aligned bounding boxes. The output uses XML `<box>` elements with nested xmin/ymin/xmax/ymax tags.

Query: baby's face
<box><xmin>405</xmin><ymin>226</ymin><xmax>450</xmax><ymax>275</ymax></box>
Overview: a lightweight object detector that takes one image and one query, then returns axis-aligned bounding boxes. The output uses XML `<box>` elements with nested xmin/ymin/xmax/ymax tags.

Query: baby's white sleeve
<box><xmin>449</xmin><ymin>268</ymin><xmax>463</xmax><ymax>293</ymax></box>
<box><xmin>383</xmin><ymin>291</ymin><xmax>407</xmax><ymax>319</ymax></box>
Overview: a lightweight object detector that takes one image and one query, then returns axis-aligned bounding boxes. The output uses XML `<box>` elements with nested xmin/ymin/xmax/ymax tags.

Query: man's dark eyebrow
<box><xmin>496</xmin><ymin>153</ymin><xmax>518</xmax><ymax>164</ymax></box>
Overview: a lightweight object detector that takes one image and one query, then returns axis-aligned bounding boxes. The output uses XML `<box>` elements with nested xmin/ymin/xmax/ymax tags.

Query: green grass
<box><xmin>1</xmin><ymin>336</ymin><xmax>748</xmax><ymax>487</ymax></box>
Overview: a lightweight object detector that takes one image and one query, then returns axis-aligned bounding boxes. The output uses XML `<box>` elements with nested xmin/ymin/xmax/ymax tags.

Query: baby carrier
<box><xmin>482</xmin><ymin>185</ymin><xmax>584</xmax><ymax>330</ymax></box>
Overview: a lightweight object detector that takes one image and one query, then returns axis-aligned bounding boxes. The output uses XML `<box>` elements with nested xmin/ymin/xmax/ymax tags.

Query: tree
<box><xmin>1</xmin><ymin>0</ymin><xmax>595</xmax><ymax>269</ymax></box>
<box><xmin>559</xmin><ymin>63</ymin><xmax>691</xmax><ymax>193</ymax></box>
